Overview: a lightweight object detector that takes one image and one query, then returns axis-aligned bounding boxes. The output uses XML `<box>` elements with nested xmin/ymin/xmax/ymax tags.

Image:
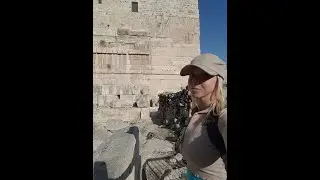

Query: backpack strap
<box><xmin>174</xmin><ymin>126</ymin><xmax>187</xmax><ymax>153</ymax></box>
<box><xmin>205</xmin><ymin>109</ymin><xmax>227</xmax><ymax>157</ymax></box>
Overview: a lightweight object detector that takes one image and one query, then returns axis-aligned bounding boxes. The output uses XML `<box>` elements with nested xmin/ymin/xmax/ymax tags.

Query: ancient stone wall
<box><xmin>93</xmin><ymin>0</ymin><xmax>200</xmax><ymax>123</ymax></box>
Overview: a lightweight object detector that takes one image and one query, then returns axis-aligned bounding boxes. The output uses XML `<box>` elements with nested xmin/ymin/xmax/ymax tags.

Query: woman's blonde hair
<box><xmin>190</xmin><ymin>76</ymin><xmax>226</xmax><ymax>117</ymax></box>
<box><xmin>211</xmin><ymin>76</ymin><xmax>226</xmax><ymax>116</ymax></box>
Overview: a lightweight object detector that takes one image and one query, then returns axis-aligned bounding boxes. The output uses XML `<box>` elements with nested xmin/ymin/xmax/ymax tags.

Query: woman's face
<box><xmin>188</xmin><ymin>67</ymin><xmax>217</xmax><ymax>99</ymax></box>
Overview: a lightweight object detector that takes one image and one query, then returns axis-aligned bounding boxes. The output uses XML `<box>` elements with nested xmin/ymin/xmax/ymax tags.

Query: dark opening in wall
<box><xmin>132</xmin><ymin>2</ymin><xmax>138</xmax><ymax>12</ymax></box>
<box><xmin>98</xmin><ymin>0</ymin><xmax>102</xmax><ymax>4</ymax></box>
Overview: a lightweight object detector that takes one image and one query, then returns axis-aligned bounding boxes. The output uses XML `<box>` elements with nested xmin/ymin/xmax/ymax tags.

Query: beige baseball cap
<box><xmin>180</xmin><ymin>53</ymin><xmax>226</xmax><ymax>80</ymax></box>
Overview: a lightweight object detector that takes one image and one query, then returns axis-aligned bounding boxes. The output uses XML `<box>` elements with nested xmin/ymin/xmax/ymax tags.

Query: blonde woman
<box><xmin>178</xmin><ymin>53</ymin><xmax>227</xmax><ymax>180</ymax></box>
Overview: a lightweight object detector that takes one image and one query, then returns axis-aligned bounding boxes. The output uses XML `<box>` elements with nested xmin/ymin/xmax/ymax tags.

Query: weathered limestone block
<box><xmin>108</xmin><ymin>86</ymin><xmax>118</xmax><ymax>95</ymax></box>
<box><xmin>117</xmin><ymin>28</ymin><xmax>130</xmax><ymax>35</ymax></box>
<box><xmin>101</xmin><ymin>85</ymin><xmax>111</xmax><ymax>95</ymax></box>
<box><xmin>140</xmin><ymin>108</ymin><xmax>150</xmax><ymax>120</ymax></box>
<box><xmin>103</xmin><ymin>119</ymin><xmax>131</xmax><ymax>131</ymax></box>
<box><xmin>140</xmin><ymin>86</ymin><xmax>150</xmax><ymax>95</ymax></box>
<box><xmin>125</xmin><ymin>108</ymin><xmax>142</xmax><ymax>122</ymax></box>
<box><xmin>116</xmin><ymin>86</ymin><xmax>124</xmax><ymax>95</ymax></box>
<box><xmin>93</xmin><ymin>85</ymin><xmax>102</xmax><ymax>95</ymax></box>
<box><xmin>97</xmin><ymin>95</ymin><xmax>105</xmax><ymax>106</ymax></box>
<box><xmin>93</xmin><ymin>95</ymin><xmax>98</xmax><ymax>105</ymax></box>
<box><xmin>131</xmin><ymin>85</ymin><xmax>141</xmax><ymax>95</ymax></box>
<box><xmin>120</xmin><ymin>94</ymin><xmax>136</xmax><ymax>102</ymax></box>
<box><xmin>98</xmin><ymin>107</ymin><xmax>142</xmax><ymax>122</ymax></box>
<box><xmin>140</xmin><ymin>138</ymin><xmax>175</xmax><ymax>166</ymax></box>
<box><xmin>129</xmin><ymin>30</ymin><xmax>149</xmax><ymax>37</ymax></box>
<box><xmin>104</xmin><ymin>95</ymin><xmax>119</xmax><ymax>107</ymax></box>
<box><xmin>93</xmin><ymin>124</ymin><xmax>113</xmax><ymax>153</ymax></box>
<box><xmin>94</xmin><ymin>127</ymin><xmax>137</xmax><ymax>180</ymax></box>
<box><xmin>136</xmin><ymin>95</ymin><xmax>150</xmax><ymax>108</ymax></box>
<box><xmin>150</xmin><ymin>96</ymin><xmax>159</xmax><ymax>107</ymax></box>
<box><xmin>110</xmin><ymin>99</ymin><xmax>133</xmax><ymax>108</ymax></box>
<box><xmin>122</xmin><ymin>85</ymin><xmax>132</xmax><ymax>95</ymax></box>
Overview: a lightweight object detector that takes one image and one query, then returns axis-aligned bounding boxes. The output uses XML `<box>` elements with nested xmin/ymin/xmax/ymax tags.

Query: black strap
<box><xmin>206</xmin><ymin>115</ymin><xmax>226</xmax><ymax>156</ymax></box>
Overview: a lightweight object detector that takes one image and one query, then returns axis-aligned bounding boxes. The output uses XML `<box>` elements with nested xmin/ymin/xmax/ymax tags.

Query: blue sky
<box><xmin>199</xmin><ymin>0</ymin><xmax>227</xmax><ymax>62</ymax></box>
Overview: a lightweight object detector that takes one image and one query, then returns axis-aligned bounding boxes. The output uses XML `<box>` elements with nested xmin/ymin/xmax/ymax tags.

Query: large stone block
<box><xmin>93</xmin><ymin>95</ymin><xmax>98</xmax><ymax>105</ymax></box>
<box><xmin>150</xmin><ymin>95</ymin><xmax>159</xmax><ymax>107</ymax></box>
<box><xmin>93</xmin><ymin>124</ymin><xmax>113</xmax><ymax>153</ymax></box>
<box><xmin>103</xmin><ymin>119</ymin><xmax>131</xmax><ymax>131</ymax></box>
<box><xmin>122</xmin><ymin>85</ymin><xmax>133</xmax><ymax>95</ymax></box>
<box><xmin>98</xmin><ymin>107</ymin><xmax>142</xmax><ymax>123</ymax></box>
<box><xmin>122</xmin><ymin>85</ymin><xmax>139</xmax><ymax>95</ymax></box>
<box><xmin>97</xmin><ymin>95</ymin><xmax>105</xmax><ymax>106</ymax></box>
<box><xmin>129</xmin><ymin>30</ymin><xmax>149</xmax><ymax>36</ymax></box>
<box><xmin>136</xmin><ymin>95</ymin><xmax>150</xmax><ymax>108</ymax></box>
<box><xmin>110</xmin><ymin>99</ymin><xmax>133</xmax><ymax>108</ymax></box>
<box><xmin>150</xmin><ymin>56</ymin><xmax>173</xmax><ymax>66</ymax></box>
<box><xmin>117</xmin><ymin>28</ymin><xmax>130</xmax><ymax>35</ymax></box>
<box><xmin>120</xmin><ymin>95</ymin><xmax>136</xmax><ymax>103</ymax></box>
<box><xmin>140</xmin><ymin>108</ymin><xmax>150</xmax><ymax>120</ymax></box>
<box><xmin>94</xmin><ymin>127</ymin><xmax>137</xmax><ymax>179</ymax></box>
<box><xmin>93</xmin><ymin>85</ymin><xmax>102</xmax><ymax>95</ymax></box>
<box><xmin>103</xmin><ymin>95</ymin><xmax>119</xmax><ymax>107</ymax></box>
<box><xmin>140</xmin><ymin>86</ymin><xmax>150</xmax><ymax>95</ymax></box>
<box><xmin>151</xmin><ymin>65</ymin><xmax>181</xmax><ymax>74</ymax></box>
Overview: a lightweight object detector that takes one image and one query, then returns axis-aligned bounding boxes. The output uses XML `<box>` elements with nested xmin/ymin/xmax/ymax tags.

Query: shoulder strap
<box><xmin>206</xmin><ymin>112</ymin><xmax>226</xmax><ymax>156</ymax></box>
<box><xmin>174</xmin><ymin>126</ymin><xmax>186</xmax><ymax>153</ymax></box>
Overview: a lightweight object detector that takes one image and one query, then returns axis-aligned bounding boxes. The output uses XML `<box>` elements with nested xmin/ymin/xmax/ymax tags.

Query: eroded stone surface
<box><xmin>94</xmin><ymin>127</ymin><xmax>137</xmax><ymax>179</ymax></box>
<box><xmin>136</xmin><ymin>95</ymin><xmax>150</xmax><ymax>108</ymax></box>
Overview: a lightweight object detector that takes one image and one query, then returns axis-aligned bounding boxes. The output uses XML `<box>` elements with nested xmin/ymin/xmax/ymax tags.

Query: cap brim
<box><xmin>180</xmin><ymin>64</ymin><xmax>218</xmax><ymax>76</ymax></box>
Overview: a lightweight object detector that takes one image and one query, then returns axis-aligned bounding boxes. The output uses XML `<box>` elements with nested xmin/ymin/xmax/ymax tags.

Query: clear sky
<box><xmin>199</xmin><ymin>0</ymin><xmax>227</xmax><ymax>62</ymax></box>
